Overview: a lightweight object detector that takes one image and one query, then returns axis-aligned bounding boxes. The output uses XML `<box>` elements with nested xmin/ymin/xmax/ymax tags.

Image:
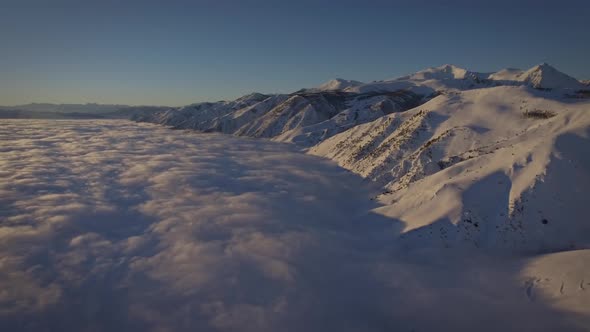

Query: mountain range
<box><xmin>134</xmin><ymin>63</ymin><xmax>590</xmax><ymax>253</ymax></box>
<box><xmin>1</xmin><ymin>63</ymin><xmax>589</xmax><ymax>324</ymax></box>
<box><xmin>1</xmin><ymin>63</ymin><xmax>588</xmax><ymax>253</ymax></box>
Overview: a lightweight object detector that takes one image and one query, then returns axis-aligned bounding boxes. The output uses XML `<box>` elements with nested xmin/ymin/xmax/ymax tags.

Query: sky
<box><xmin>0</xmin><ymin>0</ymin><xmax>589</xmax><ymax>106</ymax></box>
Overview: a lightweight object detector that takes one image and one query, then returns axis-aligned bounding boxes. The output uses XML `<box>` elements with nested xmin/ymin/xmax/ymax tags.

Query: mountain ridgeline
<box><xmin>133</xmin><ymin>89</ymin><xmax>426</xmax><ymax>147</ymax></box>
<box><xmin>136</xmin><ymin>63</ymin><xmax>590</xmax><ymax>253</ymax></box>
<box><xmin>134</xmin><ymin>63</ymin><xmax>588</xmax><ymax>147</ymax></box>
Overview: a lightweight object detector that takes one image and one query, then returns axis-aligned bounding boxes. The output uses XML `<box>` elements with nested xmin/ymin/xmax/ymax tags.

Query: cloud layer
<box><xmin>0</xmin><ymin>120</ymin><xmax>585</xmax><ymax>331</ymax></box>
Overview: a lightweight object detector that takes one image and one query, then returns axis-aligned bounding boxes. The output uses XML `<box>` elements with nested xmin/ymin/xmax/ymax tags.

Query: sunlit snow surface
<box><xmin>0</xmin><ymin>120</ymin><xmax>588</xmax><ymax>331</ymax></box>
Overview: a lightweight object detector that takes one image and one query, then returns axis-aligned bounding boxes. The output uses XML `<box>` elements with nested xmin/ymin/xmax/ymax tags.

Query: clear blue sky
<box><xmin>1</xmin><ymin>0</ymin><xmax>589</xmax><ymax>106</ymax></box>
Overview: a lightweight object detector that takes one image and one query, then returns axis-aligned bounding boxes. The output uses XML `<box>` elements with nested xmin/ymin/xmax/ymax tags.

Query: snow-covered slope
<box><xmin>274</xmin><ymin>90</ymin><xmax>423</xmax><ymax>147</ymax></box>
<box><xmin>488</xmin><ymin>68</ymin><xmax>525</xmax><ymax>81</ymax></box>
<box><xmin>310</xmin><ymin>85</ymin><xmax>590</xmax><ymax>252</ymax></box>
<box><xmin>136</xmin><ymin>89</ymin><xmax>427</xmax><ymax>144</ymax></box>
<box><xmin>521</xmin><ymin>249</ymin><xmax>590</xmax><ymax>318</ymax></box>
<box><xmin>235</xmin><ymin>93</ymin><xmax>346</xmax><ymax>138</ymax></box>
<box><xmin>133</xmin><ymin>92</ymin><xmax>270</xmax><ymax>129</ymax></box>
<box><xmin>204</xmin><ymin>94</ymin><xmax>290</xmax><ymax>133</ymax></box>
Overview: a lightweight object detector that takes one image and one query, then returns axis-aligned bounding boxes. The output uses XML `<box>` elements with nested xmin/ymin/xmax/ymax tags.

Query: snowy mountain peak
<box><xmin>518</xmin><ymin>63</ymin><xmax>584</xmax><ymax>90</ymax></box>
<box><xmin>406</xmin><ymin>64</ymin><xmax>470</xmax><ymax>80</ymax></box>
<box><xmin>536</xmin><ymin>62</ymin><xmax>558</xmax><ymax>70</ymax></box>
<box><xmin>315</xmin><ymin>78</ymin><xmax>363</xmax><ymax>91</ymax></box>
<box><xmin>438</xmin><ymin>64</ymin><xmax>466</xmax><ymax>72</ymax></box>
<box><xmin>527</xmin><ymin>62</ymin><xmax>561</xmax><ymax>75</ymax></box>
<box><xmin>487</xmin><ymin>63</ymin><xmax>584</xmax><ymax>90</ymax></box>
<box><xmin>235</xmin><ymin>92</ymin><xmax>269</xmax><ymax>103</ymax></box>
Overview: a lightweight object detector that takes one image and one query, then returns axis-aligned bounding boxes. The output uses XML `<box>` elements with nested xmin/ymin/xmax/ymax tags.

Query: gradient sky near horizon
<box><xmin>1</xmin><ymin>0</ymin><xmax>589</xmax><ymax>106</ymax></box>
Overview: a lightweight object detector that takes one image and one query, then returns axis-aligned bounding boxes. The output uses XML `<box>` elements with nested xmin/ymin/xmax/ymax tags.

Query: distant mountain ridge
<box><xmin>135</xmin><ymin>63</ymin><xmax>588</xmax><ymax>145</ymax></box>
<box><xmin>0</xmin><ymin>102</ymin><xmax>130</xmax><ymax>113</ymax></box>
<box><xmin>489</xmin><ymin>63</ymin><xmax>585</xmax><ymax>90</ymax></box>
<box><xmin>0</xmin><ymin>103</ymin><xmax>170</xmax><ymax>119</ymax></box>
<box><xmin>312</xmin><ymin>78</ymin><xmax>364</xmax><ymax>91</ymax></box>
<box><xmin>2</xmin><ymin>63</ymin><xmax>585</xmax><ymax>121</ymax></box>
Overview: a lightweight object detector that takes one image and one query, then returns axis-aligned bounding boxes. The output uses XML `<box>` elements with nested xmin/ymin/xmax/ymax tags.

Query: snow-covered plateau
<box><xmin>1</xmin><ymin>63</ymin><xmax>589</xmax><ymax>331</ymax></box>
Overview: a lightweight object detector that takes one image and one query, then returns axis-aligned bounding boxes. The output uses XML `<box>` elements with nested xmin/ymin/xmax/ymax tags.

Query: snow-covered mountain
<box><xmin>133</xmin><ymin>93</ymin><xmax>269</xmax><ymax>129</ymax></box>
<box><xmin>136</xmin><ymin>63</ymin><xmax>589</xmax><ymax>253</ymax></box>
<box><xmin>488</xmin><ymin>63</ymin><xmax>585</xmax><ymax>90</ymax></box>
<box><xmin>313</xmin><ymin>78</ymin><xmax>364</xmax><ymax>91</ymax></box>
<box><xmin>136</xmin><ymin>63</ymin><xmax>587</xmax><ymax>145</ymax></box>
<box><xmin>345</xmin><ymin>63</ymin><xmax>586</xmax><ymax>95</ymax></box>
<box><xmin>310</xmin><ymin>85</ymin><xmax>590</xmax><ymax>252</ymax></box>
<box><xmin>341</xmin><ymin>64</ymin><xmax>495</xmax><ymax>96</ymax></box>
<box><xmin>398</xmin><ymin>64</ymin><xmax>489</xmax><ymax>81</ymax></box>
<box><xmin>135</xmin><ymin>89</ymin><xmax>426</xmax><ymax>145</ymax></box>
<box><xmin>274</xmin><ymin>90</ymin><xmax>423</xmax><ymax>147</ymax></box>
<box><xmin>520</xmin><ymin>63</ymin><xmax>584</xmax><ymax>89</ymax></box>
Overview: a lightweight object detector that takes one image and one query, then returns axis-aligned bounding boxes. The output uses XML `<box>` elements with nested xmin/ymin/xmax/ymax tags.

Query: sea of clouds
<box><xmin>0</xmin><ymin>120</ymin><xmax>583</xmax><ymax>331</ymax></box>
